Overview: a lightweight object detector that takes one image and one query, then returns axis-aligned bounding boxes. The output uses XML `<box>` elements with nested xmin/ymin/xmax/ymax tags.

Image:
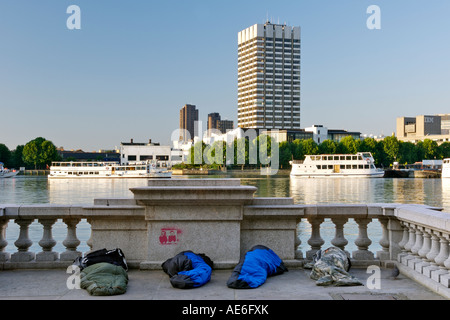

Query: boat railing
<box><xmin>1</xmin><ymin>180</ymin><xmax>449</xmax><ymax>297</ymax></box>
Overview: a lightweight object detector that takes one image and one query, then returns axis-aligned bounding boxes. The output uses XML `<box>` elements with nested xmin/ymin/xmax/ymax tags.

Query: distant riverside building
<box><xmin>119</xmin><ymin>138</ymin><xmax>172</xmax><ymax>167</ymax></box>
<box><xmin>207</xmin><ymin>112</ymin><xmax>234</xmax><ymax>135</ymax></box>
<box><xmin>237</xmin><ymin>21</ymin><xmax>301</xmax><ymax>130</ymax></box>
<box><xmin>179</xmin><ymin>104</ymin><xmax>199</xmax><ymax>142</ymax></box>
<box><xmin>397</xmin><ymin>114</ymin><xmax>450</xmax><ymax>144</ymax></box>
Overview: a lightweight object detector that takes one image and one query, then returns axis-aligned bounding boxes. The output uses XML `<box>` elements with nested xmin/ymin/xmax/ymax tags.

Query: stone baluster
<box><xmin>36</xmin><ymin>219</ymin><xmax>58</xmax><ymax>261</ymax></box>
<box><xmin>352</xmin><ymin>218</ymin><xmax>374</xmax><ymax>260</ymax></box>
<box><xmin>331</xmin><ymin>217</ymin><xmax>349</xmax><ymax>256</ymax></box>
<box><xmin>431</xmin><ymin>232</ymin><xmax>449</xmax><ymax>282</ymax></box>
<box><xmin>440</xmin><ymin>233</ymin><xmax>450</xmax><ymax>288</ymax></box>
<box><xmin>418</xmin><ymin>228</ymin><xmax>432</xmax><ymax>259</ymax></box>
<box><xmin>295</xmin><ymin>218</ymin><xmax>303</xmax><ymax>259</ymax></box>
<box><xmin>404</xmin><ymin>223</ymin><xmax>416</xmax><ymax>254</ymax></box>
<box><xmin>86</xmin><ymin>220</ymin><xmax>93</xmax><ymax>254</ymax></box>
<box><xmin>60</xmin><ymin>218</ymin><xmax>81</xmax><ymax>261</ymax></box>
<box><xmin>11</xmin><ymin>219</ymin><xmax>35</xmax><ymax>262</ymax></box>
<box><xmin>444</xmin><ymin>233</ymin><xmax>450</xmax><ymax>271</ymax></box>
<box><xmin>0</xmin><ymin>219</ymin><xmax>10</xmax><ymax>262</ymax></box>
<box><xmin>397</xmin><ymin>221</ymin><xmax>410</xmax><ymax>262</ymax></box>
<box><xmin>306</xmin><ymin>217</ymin><xmax>324</xmax><ymax>260</ymax></box>
<box><xmin>414</xmin><ymin>227</ymin><xmax>433</xmax><ymax>273</ymax></box>
<box><xmin>423</xmin><ymin>231</ymin><xmax>442</xmax><ymax>277</ymax></box>
<box><xmin>377</xmin><ymin>217</ymin><xmax>390</xmax><ymax>260</ymax></box>
<box><xmin>411</xmin><ymin>226</ymin><xmax>424</xmax><ymax>256</ymax></box>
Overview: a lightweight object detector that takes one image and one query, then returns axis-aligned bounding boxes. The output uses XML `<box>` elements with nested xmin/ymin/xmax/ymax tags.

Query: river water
<box><xmin>1</xmin><ymin>174</ymin><xmax>450</xmax><ymax>255</ymax></box>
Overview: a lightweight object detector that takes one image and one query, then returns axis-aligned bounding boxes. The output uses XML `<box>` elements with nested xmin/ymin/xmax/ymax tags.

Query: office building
<box><xmin>237</xmin><ymin>21</ymin><xmax>301</xmax><ymax>130</ymax></box>
<box><xmin>179</xmin><ymin>104</ymin><xmax>199</xmax><ymax>142</ymax></box>
<box><xmin>207</xmin><ymin>112</ymin><xmax>234</xmax><ymax>135</ymax></box>
<box><xmin>397</xmin><ymin>114</ymin><xmax>450</xmax><ymax>144</ymax></box>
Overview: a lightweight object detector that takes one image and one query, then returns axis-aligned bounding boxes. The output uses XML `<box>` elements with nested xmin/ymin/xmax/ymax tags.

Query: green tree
<box><xmin>398</xmin><ymin>141</ymin><xmax>417</xmax><ymax>165</ymax></box>
<box><xmin>438</xmin><ymin>142</ymin><xmax>450</xmax><ymax>159</ymax></box>
<box><xmin>0</xmin><ymin>143</ymin><xmax>12</xmax><ymax>167</ymax></box>
<box><xmin>22</xmin><ymin>137</ymin><xmax>60</xmax><ymax>169</ymax></box>
<box><xmin>318</xmin><ymin>139</ymin><xmax>337</xmax><ymax>154</ymax></box>
<box><xmin>337</xmin><ymin>136</ymin><xmax>358</xmax><ymax>154</ymax></box>
<box><xmin>382</xmin><ymin>136</ymin><xmax>400</xmax><ymax>165</ymax></box>
<box><xmin>278</xmin><ymin>141</ymin><xmax>292</xmax><ymax>169</ymax></box>
<box><xmin>303</xmin><ymin>138</ymin><xmax>319</xmax><ymax>156</ymax></box>
<box><xmin>422</xmin><ymin>139</ymin><xmax>439</xmax><ymax>159</ymax></box>
<box><xmin>11</xmin><ymin>145</ymin><xmax>26</xmax><ymax>169</ymax></box>
<box><xmin>291</xmin><ymin>139</ymin><xmax>305</xmax><ymax>160</ymax></box>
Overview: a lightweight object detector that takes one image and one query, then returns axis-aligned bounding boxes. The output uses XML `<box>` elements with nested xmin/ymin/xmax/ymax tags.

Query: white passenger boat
<box><xmin>0</xmin><ymin>162</ymin><xmax>19</xmax><ymax>178</ymax></box>
<box><xmin>442</xmin><ymin>159</ymin><xmax>450</xmax><ymax>178</ymax></box>
<box><xmin>48</xmin><ymin>161</ymin><xmax>172</xmax><ymax>179</ymax></box>
<box><xmin>289</xmin><ymin>152</ymin><xmax>384</xmax><ymax>178</ymax></box>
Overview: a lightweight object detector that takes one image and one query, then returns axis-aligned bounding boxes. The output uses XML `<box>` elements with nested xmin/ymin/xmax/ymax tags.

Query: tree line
<box><xmin>0</xmin><ymin>137</ymin><xmax>60</xmax><ymax>170</ymax></box>
<box><xmin>174</xmin><ymin>135</ymin><xmax>450</xmax><ymax>170</ymax></box>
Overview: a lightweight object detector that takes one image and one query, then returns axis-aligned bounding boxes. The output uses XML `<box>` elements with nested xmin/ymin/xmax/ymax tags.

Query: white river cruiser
<box><xmin>289</xmin><ymin>152</ymin><xmax>384</xmax><ymax>178</ymax></box>
<box><xmin>0</xmin><ymin>162</ymin><xmax>19</xmax><ymax>178</ymax></box>
<box><xmin>442</xmin><ymin>159</ymin><xmax>450</xmax><ymax>178</ymax></box>
<box><xmin>48</xmin><ymin>160</ymin><xmax>172</xmax><ymax>179</ymax></box>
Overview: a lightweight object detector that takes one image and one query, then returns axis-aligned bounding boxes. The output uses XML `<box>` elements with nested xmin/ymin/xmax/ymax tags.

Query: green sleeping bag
<box><xmin>80</xmin><ymin>262</ymin><xmax>128</xmax><ymax>296</ymax></box>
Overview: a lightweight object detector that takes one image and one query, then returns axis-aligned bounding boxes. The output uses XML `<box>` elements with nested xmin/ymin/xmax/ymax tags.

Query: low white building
<box><xmin>120</xmin><ymin>139</ymin><xmax>172</xmax><ymax>167</ymax></box>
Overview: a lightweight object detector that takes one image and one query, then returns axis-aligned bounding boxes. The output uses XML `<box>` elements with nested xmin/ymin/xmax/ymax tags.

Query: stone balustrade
<box><xmin>1</xmin><ymin>178</ymin><xmax>449</xmax><ymax>297</ymax></box>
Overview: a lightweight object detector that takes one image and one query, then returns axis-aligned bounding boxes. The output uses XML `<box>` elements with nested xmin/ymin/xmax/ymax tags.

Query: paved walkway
<box><xmin>0</xmin><ymin>267</ymin><xmax>445</xmax><ymax>300</ymax></box>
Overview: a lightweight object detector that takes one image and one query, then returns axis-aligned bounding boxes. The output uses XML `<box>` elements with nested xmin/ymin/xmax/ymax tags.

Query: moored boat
<box><xmin>48</xmin><ymin>160</ymin><xmax>172</xmax><ymax>179</ymax></box>
<box><xmin>289</xmin><ymin>152</ymin><xmax>384</xmax><ymax>178</ymax></box>
<box><xmin>0</xmin><ymin>162</ymin><xmax>19</xmax><ymax>178</ymax></box>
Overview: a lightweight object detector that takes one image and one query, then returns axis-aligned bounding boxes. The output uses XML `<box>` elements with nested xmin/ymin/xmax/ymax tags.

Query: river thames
<box><xmin>1</xmin><ymin>174</ymin><xmax>449</xmax><ymax>254</ymax></box>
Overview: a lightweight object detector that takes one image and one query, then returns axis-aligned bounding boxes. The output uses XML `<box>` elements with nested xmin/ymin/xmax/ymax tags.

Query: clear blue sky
<box><xmin>1</xmin><ymin>0</ymin><xmax>449</xmax><ymax>151</ymax></box>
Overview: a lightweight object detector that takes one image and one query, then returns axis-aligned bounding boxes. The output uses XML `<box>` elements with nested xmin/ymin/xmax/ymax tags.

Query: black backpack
<box><xmin>73</xmin><ymin>248</ymin><xmax>128</xmax><ymax>271</ymax></box>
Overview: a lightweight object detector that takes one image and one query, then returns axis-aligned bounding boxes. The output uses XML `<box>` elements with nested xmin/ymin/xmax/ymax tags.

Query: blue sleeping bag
<box><xmin>227</xmin><ymin>245</ymin><xmax>288</xmax><ymax>289</ymax></box>
<box><xmin>162</xmin><ymin>251</ymin><xmax>213</xmax><ymax>289</ymax></box>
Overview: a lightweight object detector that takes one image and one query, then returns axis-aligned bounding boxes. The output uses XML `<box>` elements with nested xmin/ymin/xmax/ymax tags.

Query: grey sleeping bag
<box><xmin>306</xmin><ymin>247</ymin><xmax>363</xmax><ymax>286</ymax></box>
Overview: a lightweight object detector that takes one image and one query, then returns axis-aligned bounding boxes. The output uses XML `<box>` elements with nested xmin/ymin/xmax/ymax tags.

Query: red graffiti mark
<box><xmin>159</xmin><ymin>228</ymin><xmax>182</xmax><ymax>245</ymax></box>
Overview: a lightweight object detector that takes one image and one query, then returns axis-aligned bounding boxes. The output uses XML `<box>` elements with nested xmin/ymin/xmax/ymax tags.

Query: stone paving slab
<box><xmin>0</xmin><ymin>267</ymin><xmax>445</xmax><ymax>301</ymax></box>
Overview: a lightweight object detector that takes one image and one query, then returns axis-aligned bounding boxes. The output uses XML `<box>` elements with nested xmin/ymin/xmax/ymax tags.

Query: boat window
<box><xmin>346</xmin><ymin>156</ymin><xmax>351</xmax><ymax>161</ymax></box>
<box><xmin>340</xmin><ymin>165</ymin><xmax>345</xmax><ymax>169</ymax></box>
<box><xmin>359</xmin><ymin>165</ymin><xmax>363</xmax><ymax>169</ymax></box>
<box><xmin>340</xmin><ymin>156</ymin><xmax>345</xmax><ymax>161</ymax></box>
<box><xmin>364</xmin><ymin>165</ymin><xmax>369</xmax><ymax>169</ymax></box>
<box><xmin>333</xmin><ymin>156</ymin><xmax>338</xmax><ymax>160</ymax></box>
<box><xmin>316</xmin><ymin>156</ymin><xmax>322</xmax><ymax>161</ymax></box>
<box><xmin>346</xmin><ymin>165</ymin><xmax>351</xmax><ymax>169</ymax></box>
<box><xmin>358</xmin><ymin>155</ymin><xmax>363</xmax><ymax>160</ymax></box>
<box><xmin>328</xmin><ymin>165</ymin><xmax>333</xmax><ymax>170</ymax></box>
<box><xmin>352</xmin><ymin>165</ymin><xmax>357</xmax><ymax>169</ymax></box>
<box><xmin>352</xmin><ymin>156</ymin><xmax>357</xmax><ymax>160</ymax></box>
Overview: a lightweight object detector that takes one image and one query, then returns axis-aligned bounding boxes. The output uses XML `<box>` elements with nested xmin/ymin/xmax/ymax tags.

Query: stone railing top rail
<box><xmin>1</xmin><ymin>202</ymin><xmax>448</xmax><ymax>230</ymax></box>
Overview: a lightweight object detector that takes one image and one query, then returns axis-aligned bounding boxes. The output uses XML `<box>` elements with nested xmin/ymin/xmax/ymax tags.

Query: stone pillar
<box><xmin>306</xmin><ymin>217</ymin><xmax>324</xmax><ymax>260</ymax></box>
<box><xmin>295</xmin><ymin>217</ymin><xmax>303</xmax><ymax>259</ymax></box>
<box><xmin>60</xmin><ymin>218</ymin><xmax>81</xmax><ymax>261</ymax></box>
<box><xmin>352</xmin><ymin>218</ymin><xmax>374</xmax><ymax>260</ymax></box>
<box><xmin>11</xmin><ymin>219</ymin><xmax>35</xmax><ymax>262</ymax></box>
<box><xmin>36</xmin><ymin>219</ymin><xmax>58</xmax><ymax>261</ymax></box>
<box><xmin>331</xmin><ymin>217</ymin><xmax>349</xmax><ymax>256</ymax></box>
<box><xmin>0</xmin><ymin>219</ymin><xmax>10</xmax><ymax>262</ymax></box>
<box><xmin>376</xmin><ymin>217</ymin><xmax>389</xmax><ymax>260</ymax></box>
<box><xmin>133</xmin><ymin>179</ymin><xmax>256</xmax><ymax>269</ymax></box>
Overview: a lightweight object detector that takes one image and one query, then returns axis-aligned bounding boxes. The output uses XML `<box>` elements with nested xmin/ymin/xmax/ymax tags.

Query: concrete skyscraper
<box><xmin>237</xmin><ymin>22</ymin><xmax>301</xmax><ymax>130</ymax></box>
<box><xmin>179</xmin><ymin>104</ymin><xmax>199</xmax><ymax>142</ymax></box>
